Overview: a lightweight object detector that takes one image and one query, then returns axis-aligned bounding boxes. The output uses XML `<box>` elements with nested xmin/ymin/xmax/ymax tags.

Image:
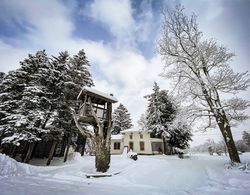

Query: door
<box><xmin>129</xmin><ymin>142</ymin><xmax>133</xmax><ymax>151</ymax></box>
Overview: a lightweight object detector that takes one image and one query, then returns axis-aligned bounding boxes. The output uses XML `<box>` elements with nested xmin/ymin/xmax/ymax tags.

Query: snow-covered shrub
<box><xmin>208</xmin><ymin>146</ymin><xmax>214</xmax><ymax>155</ymax></box>
<box><xmin>216</xmin><ymin>150</ymin><xmax>222</xmax><ymax>156</ymax></box>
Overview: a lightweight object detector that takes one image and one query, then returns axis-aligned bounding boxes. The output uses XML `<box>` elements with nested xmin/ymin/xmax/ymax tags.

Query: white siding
<box><xmin>123</xmin><ymin>131</ymin><xmax>152</xmax><ymax>154</ymax></box>
<box><xmin>110</xmin><ymin>130</ymin><xmax>163</xmax><ymax>155</ymax></box>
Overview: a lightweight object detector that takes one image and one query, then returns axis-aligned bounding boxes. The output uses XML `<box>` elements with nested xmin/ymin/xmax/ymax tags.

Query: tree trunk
<box><xmin>46</xmin><ymin>141</ymin><xmax>57</xmax><ymax>166</ymax></box>
<box><xmin>94</xmin><ymin>137</ymin><xmax>110</xmax><ymax>172</ymax></box>
<box><xmin>64</xmin><ymin>136</ymin><xmax>71</xmax><ymax>163</ymax></box>
<box><xmin>31</xmin><ymin>142</ymin><xmax>38</xmax><ymax>159</ymax></box>
<box><xmin>169</xmin><ymin>146</ymin><xmax>173</xmax><ymax>155</ymax></box>
<box><xmin>21</xmin><ymin>142</ymin><xmax>28</xmax><ymax>162</ymax></box>
<box><xmin>81</xmin><ymin>136</ymin><xmax>87</xmax><ymax>156</ymax></box>
<box><xmin>218</xmin><ymin>122</ymin><xmax>240</xmax><ymax>163</ymax></box>
<box><xmin>24</xmin><ymin>142</ymin><xmax>35</xmax><ymax>163</ymax></box>
<box><xmin>201</xmin><ymin>85</ymin><xmax>240</xmax><ymax>163</ymax></box>
<box><xmin>11</xmin><ymin>145</ymin><xmax>17</xmax><ymax>159</ymax></box>
<box><xmin>162</xmin><ymin>137</ymin><xmax>167</xmax><ymax>155</ymax></box>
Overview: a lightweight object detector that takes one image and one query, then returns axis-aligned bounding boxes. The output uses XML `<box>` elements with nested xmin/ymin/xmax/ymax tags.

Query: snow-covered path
<box><xmin>0</xmin><ymin>153</ymin><xmax>250</xmax><ymax>195</ymax></box>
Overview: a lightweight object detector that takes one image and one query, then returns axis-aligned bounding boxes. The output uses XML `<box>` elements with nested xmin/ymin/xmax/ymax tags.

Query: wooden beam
<box><xmin>107</xmin><ymin>102</ymin><xmax>112</xmax><ymax>123</ymax></box>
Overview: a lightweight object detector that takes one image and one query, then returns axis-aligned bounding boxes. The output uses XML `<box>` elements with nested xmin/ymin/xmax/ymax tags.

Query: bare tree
<box><xmin>158</xmin><ymin>5</ymin><xmax>250</xmax><ymax>163</ymax></box>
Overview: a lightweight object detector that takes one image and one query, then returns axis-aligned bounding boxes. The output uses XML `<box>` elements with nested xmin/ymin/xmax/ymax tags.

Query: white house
<box><xmin>110</xmin><ymin>128</ymin><xmax>164</xmax><ymax>155</ymax></box>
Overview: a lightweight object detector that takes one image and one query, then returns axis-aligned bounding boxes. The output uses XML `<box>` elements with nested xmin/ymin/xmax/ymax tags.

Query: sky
<box><xmin>0</xmin><ymin>0</ymin><xmax>249</xmax><ymax>146</ymax></box>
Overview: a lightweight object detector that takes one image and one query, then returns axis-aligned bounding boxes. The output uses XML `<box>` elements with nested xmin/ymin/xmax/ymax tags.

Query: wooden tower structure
<box><xmin>77</xmin><ymin>87</ymin><xmax>118</xmax><ymax>129</ymax></box>
<box><xmin>71</xmin><ymin>87</ymin><xmax>118</xmax><ymax>172</ymax></box>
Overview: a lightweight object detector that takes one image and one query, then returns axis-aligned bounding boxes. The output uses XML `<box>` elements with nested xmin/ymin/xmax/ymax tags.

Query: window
<box><xmin>129</xmin><ymin>142</ymin><xmax>133</xmax><ymax>151</ymax></box>
<box><xmin>114</xmin><ymin>142</ymin><xmax>120</xmax><ymax>150</ymax></box>
<box><xmin>140</xmin><ymin>134</ymin><xmax>143</xmax><ymax>139</ymax></box>
<box><xmin>140</xmin><ymin>141</ymin><xmax>145</xmax><ymax>151</ymax></box>
<box><xmin>96</xmin><ymin>109</ymin><xmax>104</xmax><ymax>118</ymax></box>
<box><xmin>151</xmin><ymin>142</ymin><xmax>162</xmax><ymax>152</ymax></box>
<box><xmin>129</xmin><ymin>133</ymin><xmax>133</xmax><ymax>139</ymax></box>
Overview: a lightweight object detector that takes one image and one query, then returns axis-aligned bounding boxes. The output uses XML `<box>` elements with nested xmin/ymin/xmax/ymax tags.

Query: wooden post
<box><xmin>24</xmin><ymin>142</ymin><xmax>35</xmax><ymax>163</ymax></box>
<box><xmin>46</xmin><ymin>141</ymin><xmax>57</xmax><ymax>166</ymax></box>
<box><xmin>107</xmin><ymin>102</ymin><xmax>112</xmax><ymax>123</ymax></box>
<box><xmin>63</xmin><ymin>136</ymin><xmax>71</xmax><ymax>163</ymax></box>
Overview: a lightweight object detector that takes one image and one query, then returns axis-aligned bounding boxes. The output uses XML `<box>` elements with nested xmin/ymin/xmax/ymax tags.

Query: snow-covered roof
<box><xmin>77</xmin><ymin>87</ymin><xmax>118</xmax><ymax>103</ymax></box>
<box><xmin>120</xmin><ymin>126</ymin><xmax>146</xmax><ymax>134</ymax></box>
<box><xmin>111</xmin><ymin>134</ymin><xmax>124</xmax><ymax>140</ymax></box>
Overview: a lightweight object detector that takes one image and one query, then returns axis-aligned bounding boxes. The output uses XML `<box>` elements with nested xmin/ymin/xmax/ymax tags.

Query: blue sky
<box><xmin>0</xmin><ymin>0</ymin><xmax>249</xmax><ymax>145</ymax></box>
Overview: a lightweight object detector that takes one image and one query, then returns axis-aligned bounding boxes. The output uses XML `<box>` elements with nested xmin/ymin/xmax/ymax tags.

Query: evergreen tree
<box><xmin>159</xmin><ymin>90</ymin><xmax>176</xmax><ymax>128</ymax></box>
<box><xmin>0</xmin><ymin>49</ymin><xmax>94</xmax><ymax>153</ymax></box>
<box><xmin>242</xmin><ymin>131</ymin><xmax>250</xmax><ymax>146</ymax></box>
<box><xmin>166</xmin><ymin>120</ymin><xmax>192</xmax><ymax>151</ymax></box>
<box><xmin>145</xmin><ymin>82</ymin><xmax>163</xmax><ymax>137</ymax></box>
<box><xmin>51</xmin><ymin>50</ymin><xmax>94</xmax><ymax>146</ymax></box>
<box><xmin>112</xmin><ymin>103</ymin><xmax>133</xmax><ymax>134</ymax></box>
<box><xmin>145</xmin><ymin>82</ymin><xmax>176</xmax><ymax>137</ymax></box>
<box><xmin>0</xmin><ymin>72</ymin><xmax>5</xmax><ymax>82</ymax></box>
<box><xmin>0</xmin><ymin>51</ymin><xmax>51</xmax><ymax>146</ymax></box>
<box><xmin>145</xmin><ymin>82</ymin><xmax>192</xmax><ymax>151</ymax></box>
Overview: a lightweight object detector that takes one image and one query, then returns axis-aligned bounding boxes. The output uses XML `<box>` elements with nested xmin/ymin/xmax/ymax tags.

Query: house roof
<box><xmin>120</xmin><ymin>126</ymin><xmax>147</xmax><ymax>134</ymax></box>
<box><xmin>77</xmin><ymin>87</ymin><xmax>118</xmax><ymax>104</ymax></box>
<box><xmin>111</xmin><ymin>134</ymin><xmax>124</xmax><ymax>140</ymax></box>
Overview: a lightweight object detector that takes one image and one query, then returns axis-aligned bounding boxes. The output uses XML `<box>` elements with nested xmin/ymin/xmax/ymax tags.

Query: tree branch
<box><xmin>69</xmin><ymin>107</ymin><xmax>94</xmax><ymax>140</ymax></box>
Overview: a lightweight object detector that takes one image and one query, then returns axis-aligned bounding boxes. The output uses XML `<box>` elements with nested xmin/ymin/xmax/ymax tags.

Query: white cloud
<box><xmin>83</xmin><ymin>0</ymin><xmax>157</xmax><ymax>49</ymax></box>
<box><xmin>135</xmin><ymin>0</ymin><xmax>154</xmax><ymax>42</ymax></box>
<box><xmin>84</xmin><ymin>0</ymin><xmax>135</xmax><ymax>47</ymax></box>
<box><xmin>93</xmin><ymin>51</ymin><xmax>171</xmax><ymax>125</ymax></box>
<box><xmin>0</xmin><ymin>40</ymin><xmax>31</xmax><ymax>72</ymax></box>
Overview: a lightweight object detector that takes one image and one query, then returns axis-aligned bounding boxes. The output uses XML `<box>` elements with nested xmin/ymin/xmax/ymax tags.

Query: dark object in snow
<box><xmin>131</xmin><ymin>154</ymin><xmax>138</xmax><ymax>161</ymax></box>
<box><xmin>86</xmin><ymin>174</ymin><xmax>112</xmax><ymax>178</ymax></box>
<box><xmin>208</xmin><ymin>146</ymin><xmax>214</xmax><ymax>155</ymax></box>
<box><xmin>178</xmin><ymin>153</ymin><xmax>184</xmax><ymax>159</ymax></box>
<box><xmin>86</xmin><ymin>171</ymin><xmax>121</xmax><ymax>178</ymax></box>
<box><xmin>127</xmin><ymin>152</ymin><xmax>138</xmax><ymax>161</ymax></box>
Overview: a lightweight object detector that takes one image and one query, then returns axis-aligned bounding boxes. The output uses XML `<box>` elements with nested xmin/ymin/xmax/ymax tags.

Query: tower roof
<box><xmin>77</xmin><ymin>87</ymin><xmax>118</xmax><ymax>105</ymax></box>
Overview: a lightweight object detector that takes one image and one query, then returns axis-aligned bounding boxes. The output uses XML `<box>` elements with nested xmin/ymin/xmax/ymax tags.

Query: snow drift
<box><xmin>0</xmin><ymin>153</ymin><xmax>31</xmax><ymax>178</ymax></box>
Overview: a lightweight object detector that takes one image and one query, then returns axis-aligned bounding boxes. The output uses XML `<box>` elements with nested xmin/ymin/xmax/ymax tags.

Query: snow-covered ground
<box><xmin>0</xmin><ymin>152</ymin><xmax>250</xmax><ymax>195</ymax></box>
